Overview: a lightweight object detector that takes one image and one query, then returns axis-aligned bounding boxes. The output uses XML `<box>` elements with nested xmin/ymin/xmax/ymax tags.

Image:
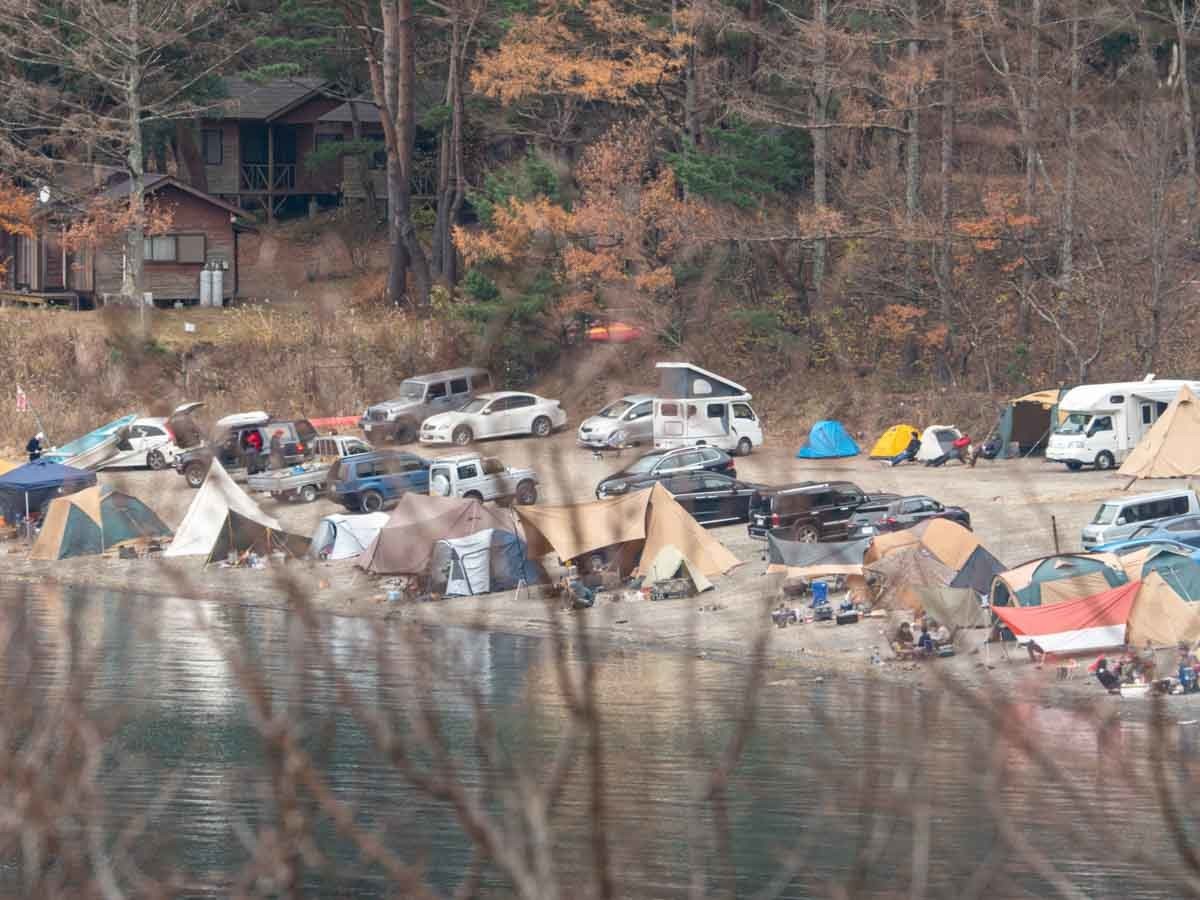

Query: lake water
<box><xmin>2</xmin><ymin>582</ymin><xmax>1194</xmax><ymax>897</ymax></box>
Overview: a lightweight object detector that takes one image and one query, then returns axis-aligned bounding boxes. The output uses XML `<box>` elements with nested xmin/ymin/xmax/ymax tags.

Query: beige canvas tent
<box><xmin>1126</xmin><ymin>572</ymin><xmax>1200</xmax><ymax>647</ymax></box>
<box><xmin>357</xmin><ymin>493</ymin><xmax>518</xmax><ymax>575</ymax></box>
<box><xmin>163</xmin><ymin>460</ymin><xmax>304</xmax><ymax>560</ymax></box>
<box><xmin>515</xmin><ymin>483</ymin><xmax>740</xmax><ymax>579</ymax></box>
<box><xmin>1119</xmin><ymin>385</ymin><xmax>1200</xmax><ymax>479</ymax></box>
<box><xmin>864</xmin><ymin>519</ymin><xmax>1004</xmax><ymax>598</ymax></box>
<box><xmin>866</xmin><ymin>549</ymin><xmax>959</xmax><ymax>610</ymax></box>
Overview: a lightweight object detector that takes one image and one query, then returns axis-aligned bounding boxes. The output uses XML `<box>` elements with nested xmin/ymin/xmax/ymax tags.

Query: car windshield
<box><xmin>459</xmin><ymin>398</ymin><xmax>488</xmax><ymax>414</ymax></box>
<box><xmin>621</xmin><ymin>454</ymin><xmax>665</xmax><ymax>476</ymax></box>
<box><xmin>396</xmin><ymin>381</ymin><xmax>425</xmax><ymax>401</ymax></box>
<box><xmin>599</xmin><ymin>400</ymin><xmax>634</xmax><ymax>419</ymax></box>
<box><xmin>1092</xmin><ymin>503</ymin><xmax>1120</xmax><ymax>525</ymax></box>
<box><xmin>1056</xmin><ymin>413</ymin><xmax>1091</xmax><ymax>435</ymax></box>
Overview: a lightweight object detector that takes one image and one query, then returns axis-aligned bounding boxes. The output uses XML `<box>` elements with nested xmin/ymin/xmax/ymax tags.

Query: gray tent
<box><xmin>429</xmin><ymin>528</ymin><xmax>540</xmax><ymax>596</ymax></box>
<box><xmin>906</xmin><ymin>585</ymin><xmax>990</xmax><ymax>628</ymax></box>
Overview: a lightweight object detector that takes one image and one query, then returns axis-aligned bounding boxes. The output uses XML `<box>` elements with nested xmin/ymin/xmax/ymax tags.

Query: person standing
<box><xmin>268</xmin><ymin>429</ymin><xmax>286</xmax><ymax>471</ymax></box>
<box><xmin>26</xmin><ymin>432</ymin><xmax>44</xmax><ymax>462</ymax></box>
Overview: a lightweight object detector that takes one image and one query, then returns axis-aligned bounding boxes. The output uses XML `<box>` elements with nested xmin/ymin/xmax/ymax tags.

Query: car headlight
<box><xmin>608</xmin><ymin>430</ymin><xmax>625</xmax><ymax>446</ymax></box>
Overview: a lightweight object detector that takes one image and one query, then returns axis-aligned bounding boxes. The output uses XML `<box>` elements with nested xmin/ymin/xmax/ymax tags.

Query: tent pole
<box><xmin>24</xmin><ymin>491</ymin><xmax>29</xmax><ymax>542</ymax></box>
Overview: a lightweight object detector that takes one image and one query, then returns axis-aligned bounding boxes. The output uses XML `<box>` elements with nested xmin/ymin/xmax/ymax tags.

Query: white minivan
<box><xmin>1080</xmin><ymin>489</ymin><xmax>1200</xmax><ymax>549</ymax></box>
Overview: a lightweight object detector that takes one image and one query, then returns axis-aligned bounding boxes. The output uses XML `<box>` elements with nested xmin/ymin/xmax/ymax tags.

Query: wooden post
<box><xmin>1051</xmin><ymin>515</ymin><xmax>1060</xmax><ymax>554</ymax></box>
<box><xmin>267</xmin><ymin>125</ymin><xmax>275</xmax><ymax>223</ymax></box>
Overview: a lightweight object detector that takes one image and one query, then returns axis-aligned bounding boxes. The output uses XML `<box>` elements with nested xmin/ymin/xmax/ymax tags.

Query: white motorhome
<box><xmin>1045</xmin><ymin>376</ymin><xmax>1200</xmax><ymax>470</ymax></box>
<box><xmin>652</xmin><ymin>362</ymin><xmax>764</xmax><ymax>456</ymax></box>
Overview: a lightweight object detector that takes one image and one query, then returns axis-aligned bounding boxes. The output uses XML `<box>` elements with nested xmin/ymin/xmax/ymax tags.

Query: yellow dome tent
<box><xmin>869</xmin><ymin>424</ymin><xmax>920</xmax><ymax>459</ymax></box>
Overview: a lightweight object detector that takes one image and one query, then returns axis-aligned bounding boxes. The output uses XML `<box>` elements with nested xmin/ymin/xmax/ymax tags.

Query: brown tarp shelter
<box><xmin>865</xmin><ymin>518</ymin><xmax>1004</xmax><ymax>597</ymax></box>
<box><xmin>1127</xmin><ymin>572</ymin><xmax>1200</xmax><ymax>647</ymax></box>
<box><xmin>906</xmin><ymin>585</ymin><xmax>991</xmax><ymax>628</ymax></box>
<box><xmin>1119</xmin><ymin>385</ymin><xmax>1200</xmax><ymax>479</ymax></box>
<box><xmin>515</xmin><ymin>483</ymin><xmax>740</xmax><ymax>578</ymax></box>
<box><xmin>357</xmin><ymin>493</ymin><xmax>518</xmax><ymax>575</ymax></box>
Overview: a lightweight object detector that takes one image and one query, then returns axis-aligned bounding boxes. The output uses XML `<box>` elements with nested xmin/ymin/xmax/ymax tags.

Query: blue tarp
<box><xmin>0</xmin><ymin>460</ymin><xmax>96</xmax><ymax>522</ymax></box>
<box><xmin>796</xmin><ymin>420</ymin><xmax>861</xmax><ymax>459</ymax></box>
<box><xmin>42</xmin><ymin>415</ymin><xmax>137</xmax><ymax>465</ymax></box>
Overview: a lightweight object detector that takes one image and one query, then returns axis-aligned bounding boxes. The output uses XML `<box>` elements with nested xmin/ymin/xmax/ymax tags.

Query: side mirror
<box><xmin>1116</xmin><ymin>517</ymin><xmax>1127</xmax><ymax>526</ymax></box>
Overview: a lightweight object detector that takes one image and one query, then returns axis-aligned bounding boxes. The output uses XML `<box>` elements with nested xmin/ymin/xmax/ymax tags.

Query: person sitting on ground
<box><xmin>25</xmin><ymin>432</ymin><xmax>43</xmax><ymax>462</ymax></box>
<box><xmin>887</xmin><ymin>430</ymin><xmax>923</xmax><ymax>467</ymax></box>
<box><xmin>896</xmin><ymin>621</ymin><xmax>914</xmax><ymax>647</ymax></box>
<box><xmin>932</xmin><ymin>621</ymin><xmax>952</xmax><ymax>647</ymax></box>
<box><xmin>917</xmin><ymin>626</ymin><xmax>935</xmax><ymax>657</ymax></box>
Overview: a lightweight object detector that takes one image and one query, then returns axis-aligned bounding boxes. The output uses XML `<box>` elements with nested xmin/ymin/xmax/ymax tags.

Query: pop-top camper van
<box><xmin>652</xmin><ymin>362</ymin><xmax>764</xmax><ymax>455</ymax></box>
<box><xmin>1045</xmin><ymin>376</ymin><xmax>1200</xmax><ymax>470</ymax></box>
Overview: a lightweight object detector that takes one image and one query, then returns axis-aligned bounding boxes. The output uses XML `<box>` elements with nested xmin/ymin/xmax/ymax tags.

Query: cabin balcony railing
<box><xmin>240</xmin><ymin>163</ymin><xmax>296</xmax><ymax>192</ymax></box>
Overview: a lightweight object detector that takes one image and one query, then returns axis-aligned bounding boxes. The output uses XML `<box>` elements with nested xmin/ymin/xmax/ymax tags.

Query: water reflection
<box><xmin>0</xmin><ymin>582</ymin><xmax>1193</xmax><ymax>897</ymax></box>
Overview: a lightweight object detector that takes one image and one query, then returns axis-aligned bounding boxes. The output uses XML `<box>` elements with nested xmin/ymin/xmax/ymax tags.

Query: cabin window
<box><xmin>202</xmin><ymin>129</ymin><xmax>222</xmax><ymax>166</ymax></box>
<box><xmin>144</xmin><ymin>234</ymin><xmax>206</xmax><ymax>264</ymax></box>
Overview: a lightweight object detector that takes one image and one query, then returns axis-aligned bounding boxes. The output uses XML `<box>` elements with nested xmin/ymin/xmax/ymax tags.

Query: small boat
<box><xmin>43</xmin><ymin>414</ymin><xmax>139</xmax><ymax>470</ymax></box>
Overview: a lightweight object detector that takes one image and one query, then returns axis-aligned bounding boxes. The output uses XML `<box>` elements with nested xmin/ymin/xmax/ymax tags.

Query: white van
<box><xmin>1081</xmin><ymin>489</ymin><xmax>1200</xmax><ymax>549</ymax></box>
<box><xmin>652</xmin><ymin>362</ymin><xmax>764</xmax><ymax>456</ymax></box>
<box><xmin>1046</xmin><ymin>377</ymin><xmax>1200</xmax><ymax>470</ymax></box>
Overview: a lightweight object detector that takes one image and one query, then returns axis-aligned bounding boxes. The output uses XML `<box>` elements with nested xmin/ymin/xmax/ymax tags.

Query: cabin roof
<box><xmin>217</xmin><ymin>76</ymin><xmax>328</xmax><ymax>120</ymax></box>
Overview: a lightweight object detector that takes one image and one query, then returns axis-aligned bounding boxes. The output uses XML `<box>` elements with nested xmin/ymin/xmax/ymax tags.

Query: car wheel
<box><xmin>531</xmin><ymin>416</ymin><xmax>552</xmax><ymax>438</ymax></box>
<box><xmin>147</xmin><ymin>448</ymin><xmax>168</xmax><ymax>470</ymax></box>
<box><xmin>736</xmin><ymin>438</ymin><xmax>753</xmax><ymax>457</ymax></box>
<box><xmin>361</xmin><ymin>490</ymin><xmax>385</xmax><ymax>513</ymax></box>
<box><xmin>515</xmin><ymin>479</ymin><xmax>538</xmax><ymax>505</ymax></box>
<box><xmin>184</xmin><ymin>462</ymin><xmax>207</xmax><ymax>489</ymax></box>
<box><xmin>793</xmin><ymin>524</ymin><xmax>820</xmax><ymax>543</ymax></box>
<box><xmin>299</xmin><ymin>484</ymin><xmax>318</xmax><ymax>503</ymax></box>
<box><xmin>464</xmin><ymin>490</ymin><xmax>484</xmax><ymax>502</ymax></box>
<box><xmin>1066</xmin><ymin>460</ymin><xmax>1083</xmax><ymax>471</ymax></box>
<box><xmin>1095</xmin><ymin>451</ymin><xmax>1115</xmax><ymax>471</ymax></box>
<box><xmin>453</xmin><ymin>426</ymin><xmax>474</xmax><ymax>446</ymax></box>
<box><xmin>393</xmin><ymin>421</ymin><xmax>415</xmax><ymax>444</ymax></box>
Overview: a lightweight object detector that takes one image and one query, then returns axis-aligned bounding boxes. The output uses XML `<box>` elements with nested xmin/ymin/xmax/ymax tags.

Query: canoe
<box><xmin>43</xmin><ymin>414</ymin><xmax>139</xmax><ymax>470</ymax></box>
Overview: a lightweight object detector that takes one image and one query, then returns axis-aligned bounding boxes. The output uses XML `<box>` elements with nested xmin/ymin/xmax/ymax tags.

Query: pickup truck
<box><xmin>428</xmin><ymin>454</ymin><xmax>539</xmax><ymax>505</ymax></box>
<box><xmin>246</xmin><ymin>435</ymin><xmax>373</xmax><ymax>503</ymax></box>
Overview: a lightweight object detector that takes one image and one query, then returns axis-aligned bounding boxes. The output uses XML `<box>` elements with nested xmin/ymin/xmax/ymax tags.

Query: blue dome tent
<box><xmin>796</xmin><ymin>421</ymin><xmax>860</xmax><ymax>459</ymax></box>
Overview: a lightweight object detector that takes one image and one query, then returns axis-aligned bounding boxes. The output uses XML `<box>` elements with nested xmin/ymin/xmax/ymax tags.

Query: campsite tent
<box><xmin>990</xmin><ymin>552</ymin><xmax>1126</xmax><ymax>607</ymax></box>
<box><xmin>31</xmin><ymin>486</ymin><xmax>171</xmax><ymax>560</ymax></box>
<box><xmin>633</xmin><ymin>544</ymin><xmax>714</xmax><ymax>593</ymax></box>
<box><xmin>992</xmin><ymin>390</ymin><xmax>1064</xmax><ymax>459</ymax></box>
<box><xmin>865</xmin><ymin>519</ymin><xmax>1004</xmax><ymax>597</ymax></box>
<box><xmin>0</xmin><ymin>459</ymin><xmax>96</xmax><ymax>524</ymax></box>
<box><xmin>163</xmin><ymin>459</ymin><xmax>307</xmax><ymax>561</ymax></box>
<box><xmin>308</xmin><ymin>512</ymin><xmax>390</xmax><ymax>561</ymax></box>
<box><xmin>796</xmin><ymin>420</ymin><xmax>860</xmax><ymax>459</ymax></box>
<box><xmin>915</xmin><ymin>426</ymin><xmax>963</xmax><ymax>462</ymax></box>
<box><xmin>906</xmin><ymin>585</ymin><xmax>990</xmax><ymax>628</ymax></box>
<box><xmin>428</xmin><ymin>528</ymin><xmax>539</xmax><ymax>596</ymax></box>
<box><xmin>358</xmin><ymin>494</ymin><xmax>517</xmax><ymax>576</ymax></box>
<box><xmin>867</xmin><ymin>548</ymin><xmax>959</xmax><ymax>611</ymax></box>
<box><xmin>1126</xmin><ymin>572</ymin><xmax>1200</xmax><ymax>646</ymax></box>
<box><xmin>1115</xmin><ymin>544</ymin><xmax>1200</xmax><ymax>601</ymax></box>
<box><xmin>993</xmin><ymin>581</ymin><xmax>1140</xmax><ymax>655</ymax></box>
<box><xmin>869</xmin><ymin>424</ymin><xmax>920</xmax><ymax>459</ymax></box>
<box><xmin>1118</xmin><ymin>385</ymin><xmax>1200</xmax><ymax>479</ymax></box>
<box><xmin>515</xmin><ymin>482</ymin><xmax>740</xmax><ymax>579</ymax></box>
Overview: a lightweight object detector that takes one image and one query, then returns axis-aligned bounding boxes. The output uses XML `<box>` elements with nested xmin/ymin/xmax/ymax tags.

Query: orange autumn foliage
<box><xmin>62</xmin><ymin>195</ymin><xmax>174</xmax><ymax>253</ymax></box>
<box><xmin>471</xmin><ymin>0</ymin><xmax>687</xmax><ymax>105</ymax></box>
<box><xmin>0</xmin><ymin>179</ymin><xmax>34</xmax><ymax>278</ymax></box>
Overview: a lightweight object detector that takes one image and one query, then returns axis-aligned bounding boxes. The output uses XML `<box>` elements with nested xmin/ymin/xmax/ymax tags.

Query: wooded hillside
<box><xmin>2</xmin><ymin>1</ymin><xmax>1200</xmax><ymax>396</ymax></box>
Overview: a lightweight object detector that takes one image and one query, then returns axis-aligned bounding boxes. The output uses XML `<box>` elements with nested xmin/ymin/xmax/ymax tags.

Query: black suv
<box><xmin>748</xmin><ymin>481</ymin><xmax>896</xmax><ymax>542</ymax></box>
<box><xmin>177</xmin><ymin>417</ymin><xmax>318</xmax><ymax>488</ymax></box>
<box><xmin>595</xmin><ymin>446</ymin><xmax>736</xmax><ymax>499</ymax></box>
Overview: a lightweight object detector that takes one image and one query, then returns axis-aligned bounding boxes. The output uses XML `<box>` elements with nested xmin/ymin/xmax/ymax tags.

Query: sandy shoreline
<box><xmin>7</xmin><ymin>432</ymin><xmax>1196</xmax><ymax>723</ymax></box>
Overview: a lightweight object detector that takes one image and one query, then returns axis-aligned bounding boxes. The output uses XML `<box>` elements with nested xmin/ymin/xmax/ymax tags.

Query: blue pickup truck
<box><xmin>328</xmin><ymin>450</ymin><xmax>431</xmax><ymax>512</ymax></box>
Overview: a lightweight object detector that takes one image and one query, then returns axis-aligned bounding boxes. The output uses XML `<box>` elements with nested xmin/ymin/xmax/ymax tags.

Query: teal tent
<box><xmin>993</xmin><ymin>390</ymin><xmax>1065</xmax><ymax>459</ymax></box>
<box><xmin>796</xmin><ymin>421</ymin><xmax>860</xmax><ymax>459</ymax></box>
<box><xmin>31</xmin><ymin>485</ymin><xmax>172</xmax><ymax>560</ymax></box>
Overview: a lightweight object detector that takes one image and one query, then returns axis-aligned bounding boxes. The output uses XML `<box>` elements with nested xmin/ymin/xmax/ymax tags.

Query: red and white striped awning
<box><xmin>992</xmin><ymin>581</ymin><xmax>1140</xmax><ymax>655</ymax></box>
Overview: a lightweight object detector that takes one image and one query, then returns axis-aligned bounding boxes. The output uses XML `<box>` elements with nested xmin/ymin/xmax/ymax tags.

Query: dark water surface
<box><xmin>6</xmin><ymin>584</ymin><xmax>1192</xmax><ymax>897</ymax></box>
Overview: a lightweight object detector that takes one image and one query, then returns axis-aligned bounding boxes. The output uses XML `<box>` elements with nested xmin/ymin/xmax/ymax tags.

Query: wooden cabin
<box><xmin>0</xmin><ymin>175</ymin><xmax>250</xmax><ymax>307</ymax></box>
<box><xmin>196</xmin><ymin>78</ymin><xmax>398</xmax><ymax>218</ymax></box>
